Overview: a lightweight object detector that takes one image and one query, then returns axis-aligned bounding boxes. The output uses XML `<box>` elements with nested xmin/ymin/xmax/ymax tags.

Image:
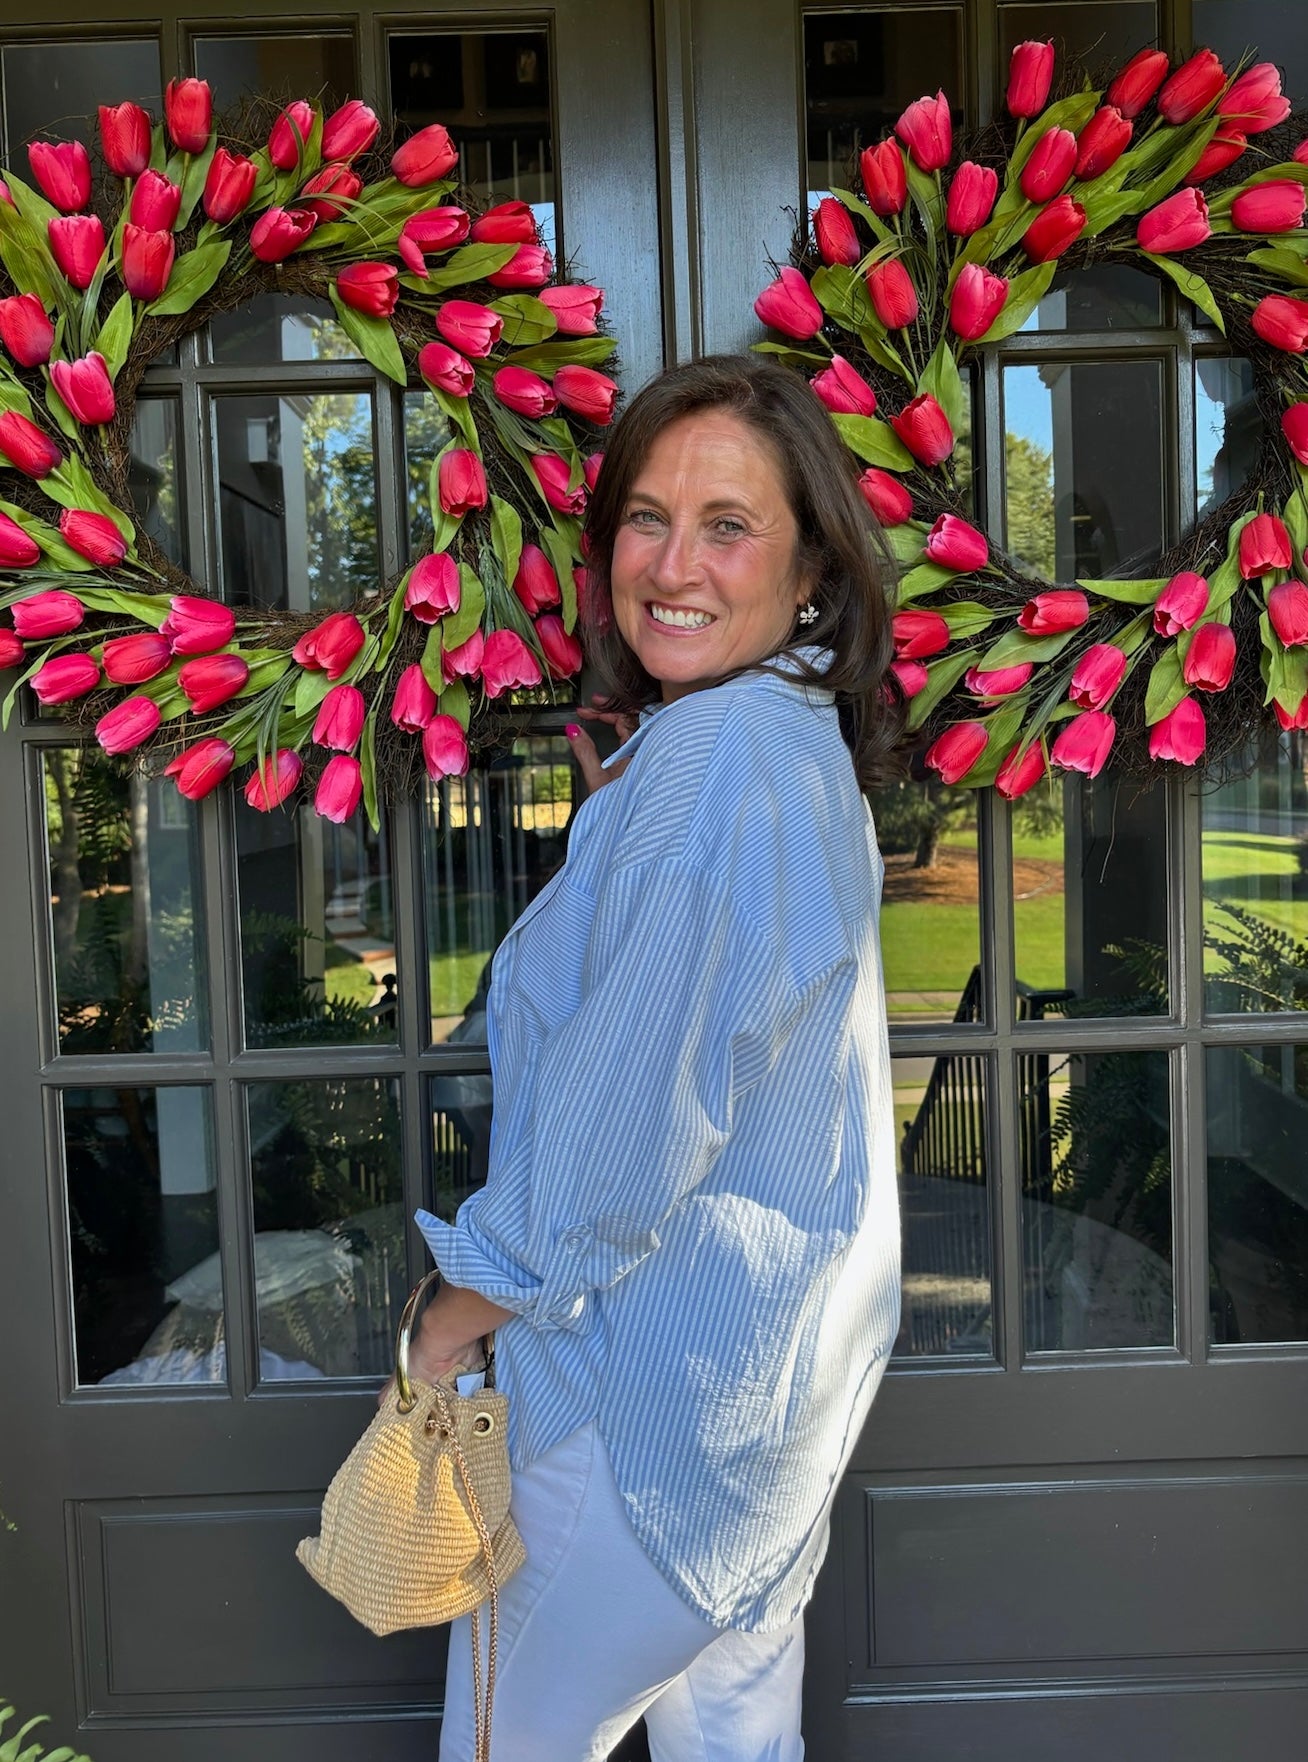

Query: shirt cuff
<box><xmin>414</xmin><ymin>1205</ymin><xmax>542</xmax><ymax>1316</ymax></box>
<box><xmin>414</xmin><ymin>1205</ymin><xmax>588</xmax><ymax>1331</ymax></box>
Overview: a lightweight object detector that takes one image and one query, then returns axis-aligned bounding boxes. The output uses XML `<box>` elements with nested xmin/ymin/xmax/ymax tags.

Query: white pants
<box><xmin>438</xmin><ymin>1422</ymin><xmax>805</xmax><ymax>1762</ymax></box>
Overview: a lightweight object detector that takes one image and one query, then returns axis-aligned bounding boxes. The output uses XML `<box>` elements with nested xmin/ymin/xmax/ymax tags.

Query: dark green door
<box><xmin>0</xmin><ymin>5</ymin><xmax>659</xmax><ymax>1757</ymax></box>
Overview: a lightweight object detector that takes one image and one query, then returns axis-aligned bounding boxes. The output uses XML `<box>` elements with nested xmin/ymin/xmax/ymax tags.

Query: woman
<box><xmin>411</xmin><ymin>353</ymin><xmax>903</xmax><ymax>1760</ymax></box>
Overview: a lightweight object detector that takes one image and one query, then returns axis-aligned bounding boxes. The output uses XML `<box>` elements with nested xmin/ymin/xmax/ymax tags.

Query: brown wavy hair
<box><xmin>581</xmin><ymin>353</ymin><xmax>905</xmax><ymax>790</ymax></box>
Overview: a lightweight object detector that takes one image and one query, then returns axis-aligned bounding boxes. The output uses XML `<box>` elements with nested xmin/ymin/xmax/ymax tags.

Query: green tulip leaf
<box><xmin>980</xmin><ymin>626</ymin><xmax>1075</xmax><ymax>671</ymax></box>
<box><xmin>940</xmin><ymin>600</ymin><xmax>998</xmax><ymax>638</ymax></box>
<box><xmin>1140</xmin><ymin>252</ymin><xmax>1225</xmax><ymax>332</ymax></box>
<box><xmin>973</xmin><ymin>261</ymin><xmax>1057</xmax><ymax>344</ymax></box>
<box><xmin>442</xmin><ymin>565</ymin><xmax>486</xmax><ymax>650</ymax></box>
<box><xmin>505</xmin><ymin>335</ymin><xmax>617</xmax><ymax>375</ymax></box>
<box><xmin>439</xmin><ymin>675</ymin><xmax>472</xmax><ymax>730</ymax></box>
<box><xmin>885</xmin><ymin>521</ymin><xmax>926</xmax><ymax>565</ymax></box>
<box><xmin>93</xmin><ymin>291</ymin><xmax>135</xmax><ymax>380</ymax></box>
<box><xmin>489</xmin><ymin>294</ymin><xmax>558</xmax><ymax>347</ymax></box>
<box><xmin>145</xmin><ymin>238</ymin><xmax>231</xmax><ymax>318</ymax></box>
<box><xmin>1073</xmin><ymin>576</ymin><xmax>1169</xmax><ymax>605</ymax></box>
<box><xmin>360</xmin><ymin>709</ymin><xmax>380</xmax><ymax>832</ymax></box>
<box><xmin>490</xmin><ymin>495</ymin><xmax>524</xmax><ymax>588</ymax></box>
<box><xmin>811</xmin><ymin>263</ymin><xmax>878</xmax><ymax>337</ymax></box>
<box><xmin>416</xmin><ymin>241</ymin><xmax>517</xmax><ymax>294</ymax></box>
<box><xmin>897</xmin><ymin>560</ymin><xmax>959</xmax><ymax>601</ymax></box>
<box><xmin>327</xmin><ymin>288</ymin><xmax>407</xmax><ymax>384</ymax></box>
<box><xmin>1143</xmin><ymin>644</ymin><xmax>1186</xmax><ymax>726</ymax></box>
<box><xmin>293</xmin><ymin>668</ymin><xmax>335</xmax><ymax>717</ymax></box>
<box><xmin>959</xmin><ymin>698</ymin><xmax>1031</xmax><ymax>788</ymax></box>
<box><xmin>177</xmin><ymin>136</ymin><xmax>219</xmax><ymax>229</ymax></box>
<box><xmin>1258</xmin><ymin>611</ymin><xmax>1308</xmax><ymax>713</ymax></box>
<box><xmin>918</xmin><ymin>339</ymin><xmax>965</xmax><ymax>433</ymax></box>
<box><xmin>905</xmin><ymin>649</ymin><xmax>976</xmax><ymax>731</ymax></box>
<box><xmin>829</xmin><ymin>411</ymin><xmax>914</xmax><ymax>470</ymax></box>
<box><xmin>827</xmin><ymin>187</ymin><xmax>895</xmax><ymax>245</ymax></box>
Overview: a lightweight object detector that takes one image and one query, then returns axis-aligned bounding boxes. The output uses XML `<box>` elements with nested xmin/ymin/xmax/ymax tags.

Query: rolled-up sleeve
<box><xmin>419</xmin><ymin>855</ymin><xmax>848</xmax><ymax>1330</ymax></box>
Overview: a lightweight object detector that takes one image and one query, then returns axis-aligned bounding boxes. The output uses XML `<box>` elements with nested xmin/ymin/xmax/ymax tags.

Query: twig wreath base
<box><xmin>0</xmin><ymin>86</ymin><xmax>617</xmax><ymax>823</ymax></box>
<box><xmin>754</xmin><ymin>42</ymin><xmax>1308</xmax><ymax>794</ymax></box>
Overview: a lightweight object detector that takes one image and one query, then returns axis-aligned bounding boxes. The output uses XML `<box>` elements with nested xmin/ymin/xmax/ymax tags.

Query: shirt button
<box><xmin>562</xmin><ymin>1227</ymin><xmax>587</xmax><ymax>1251</ymax></box>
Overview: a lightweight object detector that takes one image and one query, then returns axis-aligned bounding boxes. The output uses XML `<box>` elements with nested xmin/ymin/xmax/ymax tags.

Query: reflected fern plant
<box><xmin>240</xmin><ymin>909</ymin><xmax>387</xmax><ymax>1045</ymax></box>
<box><xmin>1204</xmin><ymin>899</ymin><xmax>1308</xmax><ymax>1014</ymax></box>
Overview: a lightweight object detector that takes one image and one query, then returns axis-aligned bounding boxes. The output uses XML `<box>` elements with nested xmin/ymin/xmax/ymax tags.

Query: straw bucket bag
<box><xmin>297</xmin><ymin>1270</ymin><xmax>525</xmax><ymax>1759</ymax></box>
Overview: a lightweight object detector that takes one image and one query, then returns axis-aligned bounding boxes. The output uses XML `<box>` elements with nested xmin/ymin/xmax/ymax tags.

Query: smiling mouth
<box><xmin>647</xmin><ymin>602</ymin><xmax>716</xmax><ymax>630</ymax></box>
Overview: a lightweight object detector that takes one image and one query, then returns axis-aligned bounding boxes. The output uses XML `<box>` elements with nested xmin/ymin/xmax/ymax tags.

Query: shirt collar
<box><xmin>600</xmin><ymin>646</ymin><xmax>834</xmax><ymax>771</ymax></box>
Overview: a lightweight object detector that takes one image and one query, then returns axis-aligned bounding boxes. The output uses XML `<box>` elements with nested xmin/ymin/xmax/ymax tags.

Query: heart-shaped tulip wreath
<box><xmin>755</xmin><ymin>41</ymin><xmax>1308</xmax><ymax>796</ymax></box>
<box><xmin>0</xmin><ymin>82</ymin><xmax>615</xmax><ymax>822</ymax></box>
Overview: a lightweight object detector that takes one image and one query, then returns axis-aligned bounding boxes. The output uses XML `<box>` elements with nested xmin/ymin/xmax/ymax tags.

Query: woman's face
<box><xmin>610</xmin><ymin>409</ymin><xmax>812</xmax><ymax>702</ymax></box>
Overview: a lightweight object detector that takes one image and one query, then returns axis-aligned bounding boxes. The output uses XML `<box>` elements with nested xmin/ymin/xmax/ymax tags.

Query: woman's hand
<box><xmin>376</xmin><ymin>1280</ymin><xmax>512</xmax><ymax>1408</ymax></box>
<box><xmin>566</xmin><ymin>696</ymin><xmax>639</xmax><ymax>795</ymax></box>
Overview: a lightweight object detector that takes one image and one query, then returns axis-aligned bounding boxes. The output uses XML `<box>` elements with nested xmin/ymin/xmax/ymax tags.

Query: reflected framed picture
<box><xmin>804</xmin><ymin>12</ymin><xmax>885</xmax><ymax>102</ymax></box>
<box><xmin>387</xmin><ymin>34</ymin><xmax>465</xmax><ymax>119</ymax></box>
<box><xmin>483</xmin><ymin>31</ymin><xmax>550</xmax><ymax>110</ymax></box>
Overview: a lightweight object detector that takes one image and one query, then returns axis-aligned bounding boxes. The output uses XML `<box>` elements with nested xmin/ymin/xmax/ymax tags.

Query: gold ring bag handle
<box><xmin>296</xmin><ymin>1268</ymin><xmax>524</xmax><ymax>1762</ymax></box>
<box><xmin>395</xmin><ymin>1268</ymin><xmax>497</xmax><ymax>1411</ymax></box>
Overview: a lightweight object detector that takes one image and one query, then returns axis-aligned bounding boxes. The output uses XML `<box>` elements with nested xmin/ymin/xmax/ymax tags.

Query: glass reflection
<box><xmin>44</xmin><ymin>749</ymin><xmax>207</xmax><ymax>1056</ymax></box>
<box><xmin>128</xmin><ymin>398</ymin><xmax>185</xmax><ymax>569</ymax></box>
<box><xmin>1019</xmin><ymin>264</ymin><xmax>1162</xmax><ymax>333</ymax></box>
<box><xmin>208</xmin><ymin>296</ymin><xmax>355</xmax><ymax>365</ymax></box>
<box><xmin>236</xmin><ymin>796</ymin><xmax>396</xmax><ymax>1048</ymax></box>
<box><xmin>1203</xmin><ymin>736</ymin><xmax>1308</xmax><ymax>1015</ymax></box>
<box><xmin>430</xmin><ymin>1096</ymin><xmax>493</xmax><ymax>1228</ymax></box>
<box><xmin>66</xmin><ymin>1086</ymin><xmax>220</xmax><ymax>1386</ymax></box>
<box><xmin>1023</xmin><ymin>1048</ymin><xmax>1173</xmax><ymax>1351</ymax></box>
<box><xmin>390</xmin><ymin>31</ymin><xmax>556</xmax><ymax>255</ymax></box>
<box><xmin>213</xmin><ymin>392</ymin><xmax>378</xmax><ymax>612</ymax></box>
<box><xmin>1193</xmin><ymin>2</ymin><xmax>1308</xmax><ymax>115</ymax></box>
<box><xmin>1013</xmin><ymin>771</ymin><xmax>1169</xmax><ymax>1019</ymax></box>
<box><xmin>246</xmin><ymin>1078</ymin><xmax>406</xmax><ymax>1381</ymax></box>
<box><xmin>1004</xmin><ymin>361</ymin><xmax>1165</xmax><ymax>582</ymax></box>
<box><xmin>1196</xmin><ymin>358</ymin><xmax>1257</xmax><ymax>520</ymax></box>
<box><xmin>1208</xmin><ymin>1043</ymin><xmax>1308</xmax><ymax>1343</ymax></box>
<box><xmin>405</xmin><ymin>390</ymin><xmax>454</xmax><ymax>560</ymax></box>
<box><xmin>998</xmin><ymin>3</ymin><xmax>1158</xmax><ymax>89</ymax></box>
<box><xmin>803</xmin><ymin>9</ymin><xmax>964</xmax><ymax>205</ymax></box>
<box><xmin>895</xmin><ymin>1053</ymin><xmax>992</xmax><ymax>1356</ymax></box>
<box><xmin>192</xmin><ymin>33</ymin><xmax>356</xmax><ymax>113</ymax></box>
<box><xmin>872</xmin><ymin>779</ymin><xmax>980</xmax><ymax>1025</ymax></box>
<box><xmin>1</xmin><ymin>39</ymin><xmax>160</xmax><ymax>155</ymax></box>
<box><xmin>424</xmin><ymin>735</ymin><xmax>578</xmax><ymax>1044</ymax></box>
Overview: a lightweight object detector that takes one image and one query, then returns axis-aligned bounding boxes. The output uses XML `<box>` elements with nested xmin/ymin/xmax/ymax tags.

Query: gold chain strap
<box><xmin>432</xmin><ymin>1382</ymin><xmax>501</xmax><ymax>1762</ymax></box>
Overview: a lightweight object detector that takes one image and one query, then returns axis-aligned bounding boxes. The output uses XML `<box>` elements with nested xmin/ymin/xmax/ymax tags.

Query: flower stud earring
<box><xmin>797</xmin><ymin>603</ymin><xmax>819</xmax><ymax>627</ymax></box>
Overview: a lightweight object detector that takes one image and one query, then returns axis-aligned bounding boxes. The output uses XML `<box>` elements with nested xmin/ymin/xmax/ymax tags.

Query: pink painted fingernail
<box><xmin>565</xmin><ymin>724</ymin><xmax>581</xmax><ymax>739</ymax></box>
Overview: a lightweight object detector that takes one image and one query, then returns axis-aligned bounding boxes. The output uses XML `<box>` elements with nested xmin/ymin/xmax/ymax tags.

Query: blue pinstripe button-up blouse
<box><xmin>417</xmin><ymin>656</ymin><xmax>901</xmax><ymax>1632</ymax></box>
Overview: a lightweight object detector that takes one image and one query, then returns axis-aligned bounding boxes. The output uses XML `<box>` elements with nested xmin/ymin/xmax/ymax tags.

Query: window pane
<box><xmin>1193</xmin><ymin>2</ymin><xmax>1308</xmax><ymax>114</ymax></box>
<box><xmin>873</xmin><ymin>780</ymin><xmax>980</xmax><ymax>1026</ymax></box>
<box><xmin>213</xmin><ymin>392</ymin><xmax>378</xmax><ymax>612</ymax></box>
<box><xmin>1022</xmin><ymin>1048</ymin><xmax>1173</xmax><ymax>1351</ymax></box>
<box><xmin>1208</xmin><ymin>1043</ymin><xmax>1308</xmax><ymax>1344</ymax></box>
<box><xmin>43</xmin><ymin>749</ymin><xmax>208</xmax><ymax>1056</ymax></box>
<box><xmin>896</xmin><ymin>1053</ymin><xmax>993</xmax><ymax>1357</ymax></box>
<box><xmin>2</xmin><ymin>39</ymin><xmax>160</xmax><ymax>154</ymax></box>
<box><xmin>192</xmin><ymin>33</ymin><xmax>356</xmax><ymax>113</ymax></box>
<box><xmin>128</xmin><ymin>397</ymin><xmax>185</xmax><ymax>570</ymax></box>
<box><xmin>803</xmin><ymin>8</ymin><xmax>964</xmax><ymax>205</ymax></box>
<box><xmin>391</xmin><ymin>31</ymin><xmax>556</xmax><ymax>256</ymax></box>
<box><xmin>405</xmin><ymin>389</ymin><xmax>454</xmax><ymax>561</ymax></box>
<box><xmin>1203</xmin><ymin>736</ymin><xmax>1308</xmax><ymax>1015</ymax></box>
<box><xmin>998</xmin><ymin>3</ymin><xmax>1158</xmax><ymax>89</ymax></box>
<box><xmin>246</xmin><ymin>1079</ymin><xmax>406</xmax><ymax>1381</ymax></box>
<box><xmin>208</xmin><ymin>296</ymin><xmax>355</xmax><ymax>365</ymax></box>
<box><xmin>1195</xmin><ymin>357</ymin><xmax>1257</xmax><ymax>520</ymax></box>
<box><xmin>424</xmin><ymin>735</ymin><xmax>578</xmax><ymax>1045</ymax></box>
<box><xmin>1004</xmin><ymin>360</ymin><xmax>1165</xmax><ymax>582</ymax></box>
<box><xmin>1013</xmin><ymin>772</ymin><xmax>1170</xmax><ymax>1018</ymax></box>
<box><xmin>66</xmin><ymin>1086</ymin><xmax>219</xmax><ymax>1386</ymax></box>
<box><xmin>1019</xmin><ymin>264</ymin><xmax>1162</xmax><ymax>333</ymax></box>
<box><xmin>430</xmin><ymin>1089</ymin><xmax>493</xmax><ymax>1224</ymax></box>
<box><xmin>236</xmin><ymin>797</ymin><xmax>396</xmax><ymax>1048</ymax></box>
